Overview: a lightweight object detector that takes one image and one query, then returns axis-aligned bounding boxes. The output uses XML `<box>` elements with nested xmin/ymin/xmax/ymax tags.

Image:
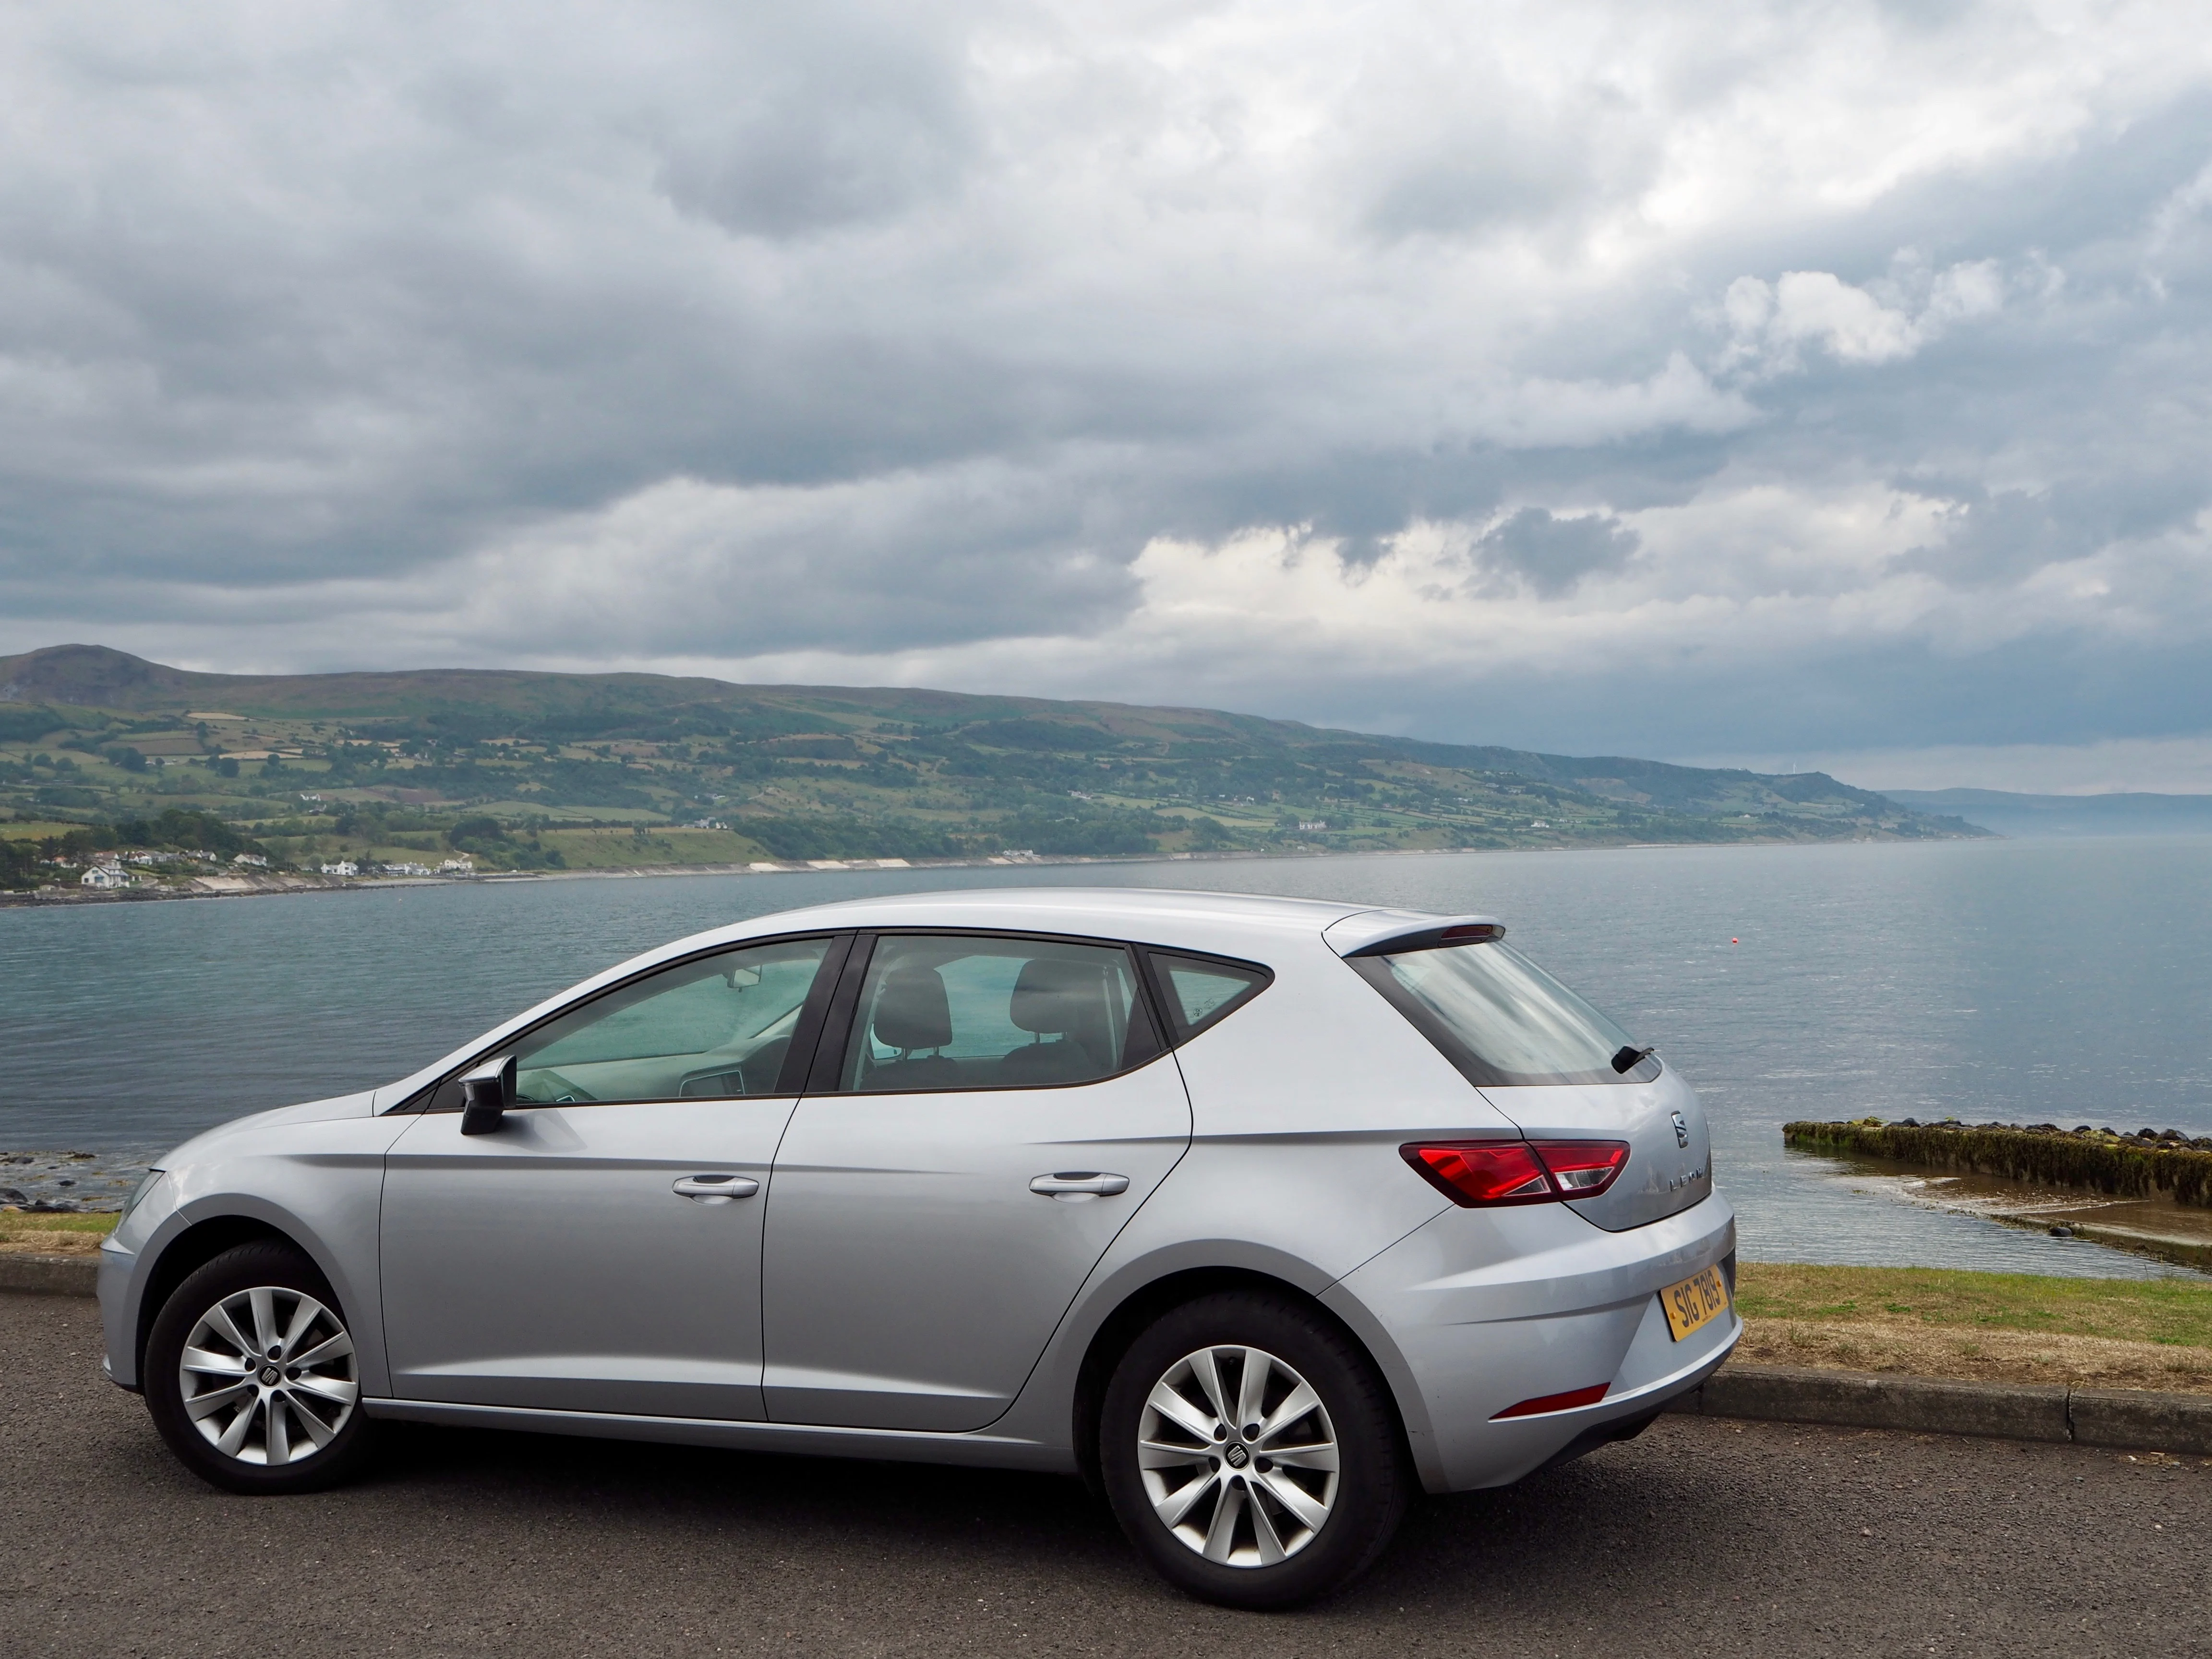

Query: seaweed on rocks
<box><xmin>1783</xmin><ymin>1119</ymin><xmax>2212</xmax><ymax>1208</ymax></box>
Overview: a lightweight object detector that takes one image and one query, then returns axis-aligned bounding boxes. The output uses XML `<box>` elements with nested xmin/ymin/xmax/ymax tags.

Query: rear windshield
<box><xmin>1352</xmin><ymin>941</ymin><xmax>1650</xmax><ymax>1087</ymax></box>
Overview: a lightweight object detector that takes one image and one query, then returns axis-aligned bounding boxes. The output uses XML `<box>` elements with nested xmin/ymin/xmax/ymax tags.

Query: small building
<box><xmin>437</xmin><ymin>858</ymin><xmax>475</xmax><ymax>875</ymax></box>
<box><xmin>382</xmin><ymin>861</ymin><xmax>433</xmax><ymax>877</ymax></box>
<box><xmin>80</xmin><ymin>865</ymin><xmax>130</xmax><ymax>889</ymax></box>
<box><xmin>231</xmin><ymin>853</ymin><xmax>270</xmax><ymax>868</ymax></box>
<box><xmin>319</xmin><ymin>860</ymin><xmax>359</xmax><ymax>877</ymax></box>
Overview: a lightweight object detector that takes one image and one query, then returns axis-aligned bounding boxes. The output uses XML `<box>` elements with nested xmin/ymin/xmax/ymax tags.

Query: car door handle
<box><xmin>673</xmin><ymin>1174</ymin><xmax>760</xmax><ymax>1202</ymax></box>
<box><xmin>1029</xmin><ymin>1172</ymin><xmax>1130</xmax><ymax>1200</ymax></box>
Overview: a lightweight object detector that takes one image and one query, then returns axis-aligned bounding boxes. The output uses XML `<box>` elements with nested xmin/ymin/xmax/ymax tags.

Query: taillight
<box><xmin>1400</xmin><ymin>1139</ymin><xmax>1629</xmax><ymax>1206</ymax></box>
<box><xmin>1533</xmin><ymin>1141</ymin><xmax>1631</xmax><ymax>1195</ymax></box>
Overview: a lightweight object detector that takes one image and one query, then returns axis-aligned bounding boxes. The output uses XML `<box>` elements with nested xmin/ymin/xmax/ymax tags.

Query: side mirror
<box><xmin>458</xmin><ymin>1055</ymin><xmax>517</xmax><ymax>1136</ymax></box>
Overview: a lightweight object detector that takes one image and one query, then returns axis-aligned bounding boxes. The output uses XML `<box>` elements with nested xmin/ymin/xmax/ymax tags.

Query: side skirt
<box><xmin>361</xmin><ymin>1397</ymin><xmax>1078</xmax><ymax>1474</ymax></box>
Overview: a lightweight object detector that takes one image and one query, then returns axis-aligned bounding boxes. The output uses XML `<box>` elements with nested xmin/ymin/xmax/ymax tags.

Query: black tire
<box><xmin>144</xmin><ymin>1240</ymin><xmax>375</xmax><ymax>1495</ymax></box>
<box><xmin>1099</xmin><ymin>1291</ymin><xmax>1409</xmax><ymax>1609</ymax></box>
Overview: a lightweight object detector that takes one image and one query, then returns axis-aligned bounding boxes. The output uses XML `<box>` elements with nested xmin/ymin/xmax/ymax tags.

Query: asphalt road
<box><xmin>5</xmin><ymin>1291</ymin><xmax>2207</xmax><ymax>1659</ymax></box>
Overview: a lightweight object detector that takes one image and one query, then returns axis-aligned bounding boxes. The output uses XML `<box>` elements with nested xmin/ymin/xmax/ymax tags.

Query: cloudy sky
<box><xmin>2</xmin><ymin>0</ymin><xmax>2209</xmax><ymax>790</ymax></box>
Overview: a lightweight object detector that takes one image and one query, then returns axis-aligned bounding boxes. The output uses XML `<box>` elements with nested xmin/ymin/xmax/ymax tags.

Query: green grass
<box><xmin>0</xmin><ymin>1209</ymin><xmax>120</xmax><ymax>1233</ymax></box>
<box><xmin>1738</xmin><ymin>1262</ymin><xmax>2212</xmax><ymax>1348</ymax></box>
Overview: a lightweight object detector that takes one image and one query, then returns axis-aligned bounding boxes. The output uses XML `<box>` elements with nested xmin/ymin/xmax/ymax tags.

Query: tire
<box><xmin>1099</xmin><ymin>1291</ymin><xmax>1409</xmax><ymax>1609</ymax></box>
<box><xmin>144</xmin><ymin>1240</ymin><xmax>375</xmax><ymax>1495</ymax></box>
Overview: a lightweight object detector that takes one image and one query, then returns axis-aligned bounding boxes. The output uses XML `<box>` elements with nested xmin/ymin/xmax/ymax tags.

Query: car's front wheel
<box><xmin>1099</xmin><ymin>1291</ymin><xmax>1409</xmax><ymax>1609</ymax></box>
<box><xmin>144</xmin><ymin>1241</ymin><xmax>374</xmax><ymax>1494</ymax></box>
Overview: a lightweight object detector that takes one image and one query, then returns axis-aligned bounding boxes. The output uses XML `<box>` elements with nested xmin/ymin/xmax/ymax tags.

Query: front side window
<box><xmin>1354</xmin><ymin>940</ymin><xmax>1647</xmax><ymax>1087</ymax></box>
<box><xmin>509</xmin><ymin>937</ymin><xmax>831</xmax><ymax>1104</ymax></box>
<box><xmin>840</xmin><ymin>935</ymin><xmax>1156</xmax><ymax>1092</ymax></box>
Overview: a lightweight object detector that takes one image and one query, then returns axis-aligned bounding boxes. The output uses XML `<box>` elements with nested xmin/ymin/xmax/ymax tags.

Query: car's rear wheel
<box><xmin>144</xmin><ymin>1241</ymin><xmax>374</xmax><ymax>1494</ymax></box>
<box><xmin>1099</xmin><ymin>1291</ymin><xmax>1409</xmax><ymax>1609</ymax></box>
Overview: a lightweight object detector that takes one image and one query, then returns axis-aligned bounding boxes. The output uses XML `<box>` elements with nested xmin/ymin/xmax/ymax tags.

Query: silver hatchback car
<box><xmin>100</xmin><ymin>888</ymin><xmax>1737</xmax><ymax>1607</ymax></box>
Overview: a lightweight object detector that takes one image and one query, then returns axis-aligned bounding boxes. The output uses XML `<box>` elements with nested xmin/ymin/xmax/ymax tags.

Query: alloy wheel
<box><xmin>1136</xmin><ymin>1344</ymin><xmax>1340</xmax><ymax>1566</ymax></box>
<box><xmin>178</xmin><ymin>1285</ymin><xmax>359</xmax><ymax>1467</ymax></box>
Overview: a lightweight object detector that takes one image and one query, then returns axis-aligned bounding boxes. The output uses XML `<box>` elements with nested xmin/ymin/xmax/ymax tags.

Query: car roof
<box><xmin>705</xmin><ymin>885</ymin><xmax>1376</xmax><ymax>956</ymax></box>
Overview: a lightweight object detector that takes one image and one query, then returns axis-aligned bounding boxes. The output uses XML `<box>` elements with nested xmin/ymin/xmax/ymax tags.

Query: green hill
<box><xmin>0</xmin><ymin>644</ymin><xmax>1986</xmax><ymax>883</ymax></box>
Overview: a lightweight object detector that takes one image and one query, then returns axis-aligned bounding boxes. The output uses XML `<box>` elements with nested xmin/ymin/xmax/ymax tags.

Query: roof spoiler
<box><xmin>1323</xmin><ymin>911</ymin><xmax>1508</xmax><ymax>958</ymax></box>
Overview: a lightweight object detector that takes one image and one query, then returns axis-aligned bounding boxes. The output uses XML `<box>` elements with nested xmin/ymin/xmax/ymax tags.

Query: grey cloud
<box><xmin>651</xmin><ymin>14</ymin><xmax>976</xmax><ymax>236</ymax></box>
<box><xmin>1896</xmin><ymin>475</ymin><xmax>2212</xmax><ymax>588</ymax></box>
<box><xmin>1362</xmin><ymin>132</ymin><xmax>1610</xmax><ymax>240</ymax></box>
<box><xmin>1473</xmin><ymin>509</ymin><xmax>1639</xmax><ymax>597</ymax></box>
<box><xmin>1899</xmin><ymin>490</ymin><xmax>2081</xmax><ymax>587</ymax></box>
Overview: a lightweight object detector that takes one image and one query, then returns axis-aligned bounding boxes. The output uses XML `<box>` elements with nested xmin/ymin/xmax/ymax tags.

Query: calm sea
<box><xmin>7</xmin><ymin>837</ymin><xmax>2211</xmax><ymax>1275</ymax></box>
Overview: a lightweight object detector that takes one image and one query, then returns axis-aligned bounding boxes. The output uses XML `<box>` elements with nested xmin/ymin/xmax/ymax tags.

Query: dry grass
<box><xmin>0</xmin><ymin>1209</ymin><xmax>116</xmax><ymax>1254</ymax></box>
<box><xmin>1734</xmin><ymin>1262</ymin><xmax>2212</xmax><ymax>1393</ymax></box>
<box><xmin>1736</xmin><ymin>1317</ymin><xmax>2212</xmax><ymax>1394</ymax></box>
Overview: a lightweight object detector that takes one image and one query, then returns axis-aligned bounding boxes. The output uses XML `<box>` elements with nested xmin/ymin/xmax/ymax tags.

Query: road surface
<box><xmin>4</xmin><ymin>1291</ymin><xmax>2203</xmax><ymax>1657</ymax></box>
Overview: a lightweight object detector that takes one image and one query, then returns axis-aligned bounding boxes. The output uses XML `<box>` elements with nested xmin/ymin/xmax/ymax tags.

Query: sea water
<box><xmin>6</xmin><ymin>837</ymin><xmax>2210</xmax><ymax>1275</ymax></box>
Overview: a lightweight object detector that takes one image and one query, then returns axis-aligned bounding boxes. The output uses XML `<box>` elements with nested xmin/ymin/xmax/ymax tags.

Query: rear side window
<box><xmin>1146</xmin><ymin>953</ymin><xmax>1271</xmax><ymax>1043</ymax></box>
<box><xmin>839</xmin><ymin>935</ymin><xmax>1160</xmax><ymax>1093</ymax></box>
<box><xmin>1350</xmin><ymin>940</ymin><xmax>1647</xmax><ymax>1087</ymax></box>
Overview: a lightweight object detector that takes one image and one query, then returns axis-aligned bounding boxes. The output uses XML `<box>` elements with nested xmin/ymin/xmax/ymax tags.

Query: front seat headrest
<box><xmin>871</xmin><ymin>964</ymin><xmax>953</xmax><ymax>1051</ymax></box>
<box><xmin>1009</xmin><ymin>958</ymin><xmax>1101</xmax><ymax>1036</ymax></box>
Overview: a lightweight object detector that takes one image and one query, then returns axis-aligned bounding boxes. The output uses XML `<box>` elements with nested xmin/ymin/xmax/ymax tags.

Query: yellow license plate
<box><xmin>1660</xmin><ymin>1265</ymin><xmax>1731</xmax><ymax>1341</ymax></box>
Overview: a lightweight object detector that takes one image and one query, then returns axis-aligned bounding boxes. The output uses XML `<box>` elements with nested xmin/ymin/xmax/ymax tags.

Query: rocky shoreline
<box><xmin>1785</xmin><ymin>1118</ymin><xmax>2212</xmax><ymax>1204</ymax></box>
<box><xmin>0</xmin><ymin>1149</ymin><xmax>157</xmax><ymax>1212</ymax></box>
<box><xmin>1787</xmin><ymin>1118</ymin><xmax>2212</xmax><ymax>1272</ymax></box>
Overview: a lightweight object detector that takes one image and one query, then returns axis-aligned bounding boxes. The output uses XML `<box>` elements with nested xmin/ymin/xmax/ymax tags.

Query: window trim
<box><xmin>393</xmin><ymin>930</ymin><xmax>852</xmax><ymax>1114</ymax></box>
<box><xmin>806</xmin><ymin>927</ymin><xmax>1175</xmax><ymax>1097</ymax></box>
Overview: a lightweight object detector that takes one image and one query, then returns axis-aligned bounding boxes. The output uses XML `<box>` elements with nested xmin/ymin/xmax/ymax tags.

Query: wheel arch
<box><xmin>134</xmin><ymin>1212</ymin><xmax>337</xmax><ymax>1384</ymax></box>
<box><xmin>1068</xmin><ymin>1264</ymin><xmax>1429</xmax><ymax>1496</ymax></box>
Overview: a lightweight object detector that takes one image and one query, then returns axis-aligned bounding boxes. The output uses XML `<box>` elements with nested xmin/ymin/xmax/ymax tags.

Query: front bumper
<box><xmin>1332</xmin><ymin>1191</ymin><xmax>1739</xmax><ymax>1492</ymax></box>
<box><xmin>97</xmin><ymin>1241</ymin><xmax>143</xmax><ymax>1390</ymax></box>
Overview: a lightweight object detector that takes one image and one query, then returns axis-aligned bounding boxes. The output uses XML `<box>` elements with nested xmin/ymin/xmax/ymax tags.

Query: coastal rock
<box><xmin>1784</xmin><ymin>1119</ymin><xmax>2212</xmax><ymax>1209</ymax></box>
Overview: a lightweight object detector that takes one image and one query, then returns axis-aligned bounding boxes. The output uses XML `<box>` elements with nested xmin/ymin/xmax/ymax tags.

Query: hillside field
<box><xmin>0</xmin><ymin>645</ymin><xmax>1986</xmax><ymax>886</ymax></box>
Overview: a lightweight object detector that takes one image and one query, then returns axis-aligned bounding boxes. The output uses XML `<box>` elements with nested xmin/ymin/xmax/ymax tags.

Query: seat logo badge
<box><xmin>1671</xmin><ymin>1111</ymin><xmax>1690</xmax><ymax>1149</ymax></box>
<box><xmin>1225</xmin><ymin>1443</ymin><xmax>1249</xmax><ymax>1468</ymax></box>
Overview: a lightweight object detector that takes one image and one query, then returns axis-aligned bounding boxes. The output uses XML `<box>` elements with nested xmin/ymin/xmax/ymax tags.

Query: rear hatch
<box><xmin>1477</xmin><ymin>1070</ymin><xmax>1712</xmax><ymax>1231</ymax></box>
<box><xmin>1324</xmin><ymin>907</ymin><xmax>1714</xmax><ymax>1231</ymax></box>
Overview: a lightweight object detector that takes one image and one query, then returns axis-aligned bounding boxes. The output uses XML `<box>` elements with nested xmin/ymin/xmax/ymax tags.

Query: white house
<box><xmin>231</xmin><ymin>852</ymin><xmax>270</xmax><ymax>868</ymax></box>
<box><xmin>80</xmin><ymin>865</ymin><xmax>130</xmax><ymax>889</ymax></box>
<box><xmin>437</xmin><ymin>857</ymin><xmax>475</xmax><ymax>875</ymax></box>
<box><xmin>319</xmin><ymin>860</ymin><xmax>359</xmax><ymax>877</ymax></box>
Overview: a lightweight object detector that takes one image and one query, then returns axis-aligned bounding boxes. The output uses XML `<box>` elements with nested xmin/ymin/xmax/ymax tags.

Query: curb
<box><xmin>0</xmin><ymin>1253</ymin><xmax>100</xmax><ymax>1297</ymax></box>
<box><xmin>1666</xmin><ymin>1363</ymin><xmax>2212</xmax><ymax>1456</ymax></box>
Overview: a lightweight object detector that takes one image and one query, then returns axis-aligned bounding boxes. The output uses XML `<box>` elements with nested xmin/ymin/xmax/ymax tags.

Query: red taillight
<box><xmin>1401</xmin><ymin>1142</ymin><xmax>1554</xmax><ymax>1205</ymax></box>
<box><xmin>1400</xmin><ymin>1139</ymin><xmax>1629</xmax><ymax>1206</ymax></box>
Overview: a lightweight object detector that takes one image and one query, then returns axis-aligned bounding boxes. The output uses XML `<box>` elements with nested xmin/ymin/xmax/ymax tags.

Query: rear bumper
<box><xmin>1329</xmin><ymin>1191</ymin><xmax>1738</xmax><ymax>1492</ymax></box>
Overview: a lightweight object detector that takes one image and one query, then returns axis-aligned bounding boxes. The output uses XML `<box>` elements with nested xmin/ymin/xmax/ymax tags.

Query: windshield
<box><xmin>1356</xmin><ymin>941</ymin><xmax>1647</xmax><ymax>1086</ymax></box>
